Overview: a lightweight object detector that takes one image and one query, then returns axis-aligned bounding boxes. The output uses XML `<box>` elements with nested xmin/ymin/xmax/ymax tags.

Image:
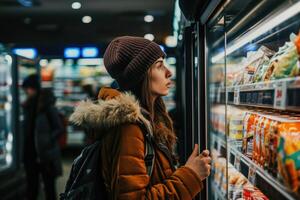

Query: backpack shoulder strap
<box><xmin>138</xmin><ymin>123</ymin><xmax>155</xmax><ymax>178</ymax></box>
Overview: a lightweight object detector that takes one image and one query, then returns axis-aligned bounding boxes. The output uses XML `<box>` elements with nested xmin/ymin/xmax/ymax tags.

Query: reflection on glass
<box><xmin>0</xmin><ymin>52</ymin><xmax>14</xmax><ymax>171</ymax></box>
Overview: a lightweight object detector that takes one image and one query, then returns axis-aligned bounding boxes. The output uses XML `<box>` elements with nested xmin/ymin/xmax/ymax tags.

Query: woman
<box><xmin>70</xmin><ymin>36</ymin><xmax>211</xmax><ymax>199</ymax></box>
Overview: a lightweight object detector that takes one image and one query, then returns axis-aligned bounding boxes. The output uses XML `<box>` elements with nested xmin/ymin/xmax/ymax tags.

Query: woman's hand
<box><xmin>184</xmin><ymin>144</ymin><xmax>211</xmax><ymax>181</ymax></box>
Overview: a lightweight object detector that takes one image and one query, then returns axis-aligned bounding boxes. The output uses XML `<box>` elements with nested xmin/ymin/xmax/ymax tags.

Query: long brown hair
<box><xmin>129</xmin><ymin>66</ymin><xmax>177</xmax><ymax>152</ymax></box>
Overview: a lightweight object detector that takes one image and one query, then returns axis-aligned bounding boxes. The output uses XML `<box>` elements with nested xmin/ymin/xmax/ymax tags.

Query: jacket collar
<box><xmin>69</xmin><ymin>87</ymin><xmax>153</xmax><ymax>135</ymax></box>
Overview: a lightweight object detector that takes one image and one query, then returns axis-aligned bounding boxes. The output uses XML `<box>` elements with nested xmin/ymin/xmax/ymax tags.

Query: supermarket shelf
<box><xmin>212</xmin><ymin>133</ymin><xmax>298</xmax><ymax>200</ymax></box>
<box><xmin>226</xmin><ymin>77</ymin><xmax>300</xmax><ymax>92</ymax></box>
<box><xmin>212</xmin><ymin>77</ymin><xmax>300</xmax><ymax>111</ymax></box>
<box><xmin>230</xmin><ymin>148</ymin><xmax>298</xmax><ymax>200</ymax></box>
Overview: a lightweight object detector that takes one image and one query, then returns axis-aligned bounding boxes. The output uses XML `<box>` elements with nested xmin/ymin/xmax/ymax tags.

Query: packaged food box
<box><xmin>263</xmin><ymin>33</ymin><xmax>300</xmax><ymax>80</ymax></box>
<box><xmin>253</xmin><ymin>116</ymin><xmax>265</xmax><ymax>163</ymax></box>
<box><xmin>229</xmin><ymin>110</ymin><xmax>246</xmax><ymax>140</ymax></box>
<box><xmin>243</xmin><ymin>113</ymin><xmax>256</xmax><ymax>158</ymax></box>
<box><xmin>261</xmin><ymin>118</ymin><xmax>271</xmax><ymax>168</ymax></box>
<box><xmin>277</xmin><ymin>120</ymin><xmax>300</xmax><ymax>193</ymax></box>
<box><xmin>243</xmin><ymin>183</ymin><xmax>269</xmax><ymax>200</ymax></box>
<box><xmin>268</xmin><ymin>119</ymin><xmax>279</xmax><ymax>176</ymax></box>
<box><xmin>240</xmin><ymin>46</ymin><xmax>275</xmax><ymax>84</ymax></box>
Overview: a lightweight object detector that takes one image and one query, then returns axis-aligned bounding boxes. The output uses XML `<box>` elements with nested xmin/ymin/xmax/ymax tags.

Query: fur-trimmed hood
<box><xmin>69</xmin><ymin>87</ymin><xmax>152</xmax><ymax>134</ymax></box>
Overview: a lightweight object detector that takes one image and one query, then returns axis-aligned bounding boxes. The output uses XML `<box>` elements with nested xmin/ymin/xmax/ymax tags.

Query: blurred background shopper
<box><xmin>22</xmin><ymin>75</ymin><xmax>63</xmax><ymax>200</ymax></box>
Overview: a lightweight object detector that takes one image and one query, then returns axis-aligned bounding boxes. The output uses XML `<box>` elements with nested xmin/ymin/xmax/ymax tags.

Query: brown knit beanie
<box><xmin>103</xmin><ymin>36</ymin><xmax>166</xmax><ymax>89</ymax></box>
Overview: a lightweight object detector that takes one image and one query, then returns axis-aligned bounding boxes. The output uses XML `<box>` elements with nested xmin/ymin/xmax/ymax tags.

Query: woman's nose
<box><xmin>166</xmin><ymin>67</ymin><xmax>172</xmax><ymax>78</ymax></box>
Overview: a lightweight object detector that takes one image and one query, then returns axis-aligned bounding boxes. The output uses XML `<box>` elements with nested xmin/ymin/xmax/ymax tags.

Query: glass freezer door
<box><xmin>206</xmin><ymin>0</ymin><xmax>300</xmax><ymax>199</ymax></box>
<box><xmin>206</xmin><ymin>17</ymin><xmax>228</xmax><ymax>199</ymax></box>
<box><xmin>0</xmin><ymin>52</ymin><xmax>16</xmax><ymax>172</ymax></box>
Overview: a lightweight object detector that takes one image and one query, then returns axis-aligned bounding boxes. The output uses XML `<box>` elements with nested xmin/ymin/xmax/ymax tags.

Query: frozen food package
<box><xmin>243</xmin><ymin>46</ymin><xmax>275</xmax><ymax>84</ymax></box>
<box><xmin>243</xmin><ymin>183</ymin><xmax>256</xmax><ymax>200</ymax></box>
<box><xmin>243</xmin><ymin>183</ymin><xmax>269</xmax><ymax>200</ymax></box>
<box><xmin>233</xmin><ymin>58</ymin><xmax>247</xmax><ymax>85</ymax></box>
<box><xmin>243</xmin><ymin>113</ymin><xmax>256</xmax><ymax>158</ymax></box>
<box><xmin>261</xmin><ymin>118</ymin><xmax>271</xmax><ymax>168</ymax></box>
<box><xmin>244</xmin><ymin>46</ymin><xmax>275</xmax><ymax>84</ymax></box>
<box><xmin>210</xmin><ymin>64</ymin><xmax>225</xmax><ymax>83</ymax></box>
<box><xmin>268</xmin><ymin>120</ymin><xmax>279</xmax><ymax>176</ymax></box>
<box><xmin>229</xmin><ymin>107</ymin><xmax>246</xmax><ymax>141</ymax></box>
<box><xmin>277</xmin><ymin>120</ymin><xmax>300</xmax><ymax>194</ymax></box>
<box><xmin>253</xmin><ymin>116</ymin><xmax>265</xmax><ymax>164</ymax></box>
<box><xmin>226</xmin><ymin>61</ymin><xmax>243</xmax><ymax>86</ymax></box>
<box><xmin>253</xmin><ymin>58</ymin><xmax>271</xmax><ymax>83</ymax></box>
<box><xmin>213</xmin><ymin>157</ymin><xmax>227</xmax><ymax>187</ymax></box>
<box><xmin>263</xmin><ymin>33</ymin><xmax>300</xmax><ymax>80</ymax></box>
<box><xmin>211</xmin><ymin>105</ymin><xmax>226</xmax><ymax>134</ymax></box>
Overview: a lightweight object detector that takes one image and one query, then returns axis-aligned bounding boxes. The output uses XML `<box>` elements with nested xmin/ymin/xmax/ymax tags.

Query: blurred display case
<box><xmin>206</xmin><ymin>0</ymin><xmax>300</xmax><ymax>199</ymax></box>
<box><xmin>0</xmin><ymin>47</ymin><xmax>28</xmax><ymax>199</ymax></box>
<box><xmin>40</xmin><ymin>58</ymin><xmax>114</xmax><ymax>147</ymax></box>
<box><xmin>0</xmin><ymin>52</ymin><xmax>15</xmax><ymax>172</ymax></box>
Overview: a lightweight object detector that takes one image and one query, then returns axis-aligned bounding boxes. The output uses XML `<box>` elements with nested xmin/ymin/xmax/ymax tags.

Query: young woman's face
<box><xmin>149</xmin><ymin>57</ymin><xmax>173</xmax><ymax>97</ymax></box>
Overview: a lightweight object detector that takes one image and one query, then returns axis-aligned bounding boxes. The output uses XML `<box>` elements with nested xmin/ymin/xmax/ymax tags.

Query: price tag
<box><xmin>248</xmin><ymin>164</ymin><xmax>257</xmax><ymax>185</ymax></box>
<box><xmin>274</xmin><ymin>81</ymin><xmax>287</xmax><ymax>110</ymax></box>
<box><xmin>234</xmin><ymin>153</ymin><xmax>241</xmax><ymax>171</ymax></box>
<box><xmin>234</xmin><ymin>86</ymin><xmax>240</xmax><ymax>105</ymax></box>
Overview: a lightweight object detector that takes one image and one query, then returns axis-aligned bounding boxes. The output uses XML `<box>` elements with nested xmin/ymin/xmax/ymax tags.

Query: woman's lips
<box><xmin>166</xmin><ymin>82</ymin><xmax>173</xmax><ymax>88</ymax></box>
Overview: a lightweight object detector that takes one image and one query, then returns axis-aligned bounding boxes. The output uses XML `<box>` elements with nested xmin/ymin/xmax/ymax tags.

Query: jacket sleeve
<box><xmin>117</xmin><ymin>124</ymin><xmax>203</xmax><ymax>200</ymax></box>
<box><xmin>48</xmin><ymin>107</ymin><xmax>64</xmax><ymax>140</ymax></box>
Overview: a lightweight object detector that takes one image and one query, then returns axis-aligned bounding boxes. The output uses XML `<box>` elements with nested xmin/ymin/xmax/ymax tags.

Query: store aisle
<box><xmin>56</xmin><ymin>159</ymin><xmax>72</xmax><ymax>198</ymax></box>
<box><xmin>36</xmin><ymin>149</ymin><xmax>78</xmax><ymax>200</ymax></box>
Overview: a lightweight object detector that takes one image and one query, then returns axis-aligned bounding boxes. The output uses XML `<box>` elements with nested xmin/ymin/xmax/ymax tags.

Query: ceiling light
<box><xmin>144</xmin><ymin>15</ymin><xmax>154</xmax><ymax>23</ymax></box>
<box><xmin>82</xmin><ymin>47</ymin><xmax>99</xmax><ymax>58</ymax></box>
<box><xmin>72</xmin><ymin>2</ymin><xmax>81</xmax><ymax>9</ymax></box>
<box><xmin>144</xmin><ymin>34</ymin><xmax>155</xmax><ymax>41</ymax></box>
<box><xmin>165</xmin><ymin>36</ymin><xmax>177</xmax><ymax>47</ymax></box>
<box><xmin>82</xmin><ymin>16</ymin><xmax>92</xmax><ymax>23</ymax></box>
<box><xmin>64</xmin><ymin>48</ymin><xmax>80</xmax><ymax>58</ymax></box>
<box><xmin>13</xmin><ymin>48</ymin><xmax>37</xmax><ymax>59</ymax></box>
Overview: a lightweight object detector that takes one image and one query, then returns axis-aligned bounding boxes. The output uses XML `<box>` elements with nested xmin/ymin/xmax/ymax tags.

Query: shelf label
<box><xmin>234</xmin><ymin>86</ymin><xmax>240</xmax><ymax>104</ymax></box>
<box><xmin>234</xmin><ymin>153</ymin><xmax>241</xmax><ymax>171</ymax></box>
<box><xmin>274</xmin><ymin>81</ymin><xmax>287</xmax><ymax>110</ymax></box>
<box><xmin>248</xmin><ymin>164</ymin><xmax>257</xmax><ymax>185</ymax></box>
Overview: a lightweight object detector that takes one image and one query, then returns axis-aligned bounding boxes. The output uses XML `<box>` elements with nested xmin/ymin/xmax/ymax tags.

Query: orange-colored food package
<box><xmin>295</xmin><ymin>32</ymin><xmax>300</xmax><ymax>55</ymax></box>
<box><xmin>277</xmin><ymin>121</ymin><xmax>300</xmax><ymax>194</ymax></box>
<box><xmin>243</xmin><ymin>183</ymin><xmax>269</xmax><ymax>200</ymax></box>
<box><xmin>253</xmin><ymin>116</ymin><xmax>264</xmax><ymax>164</ymax></box>
<box><xmin>261</xmin><ymin>118</ymin><xmax>271</xmax><ymax>168</ymax></box>
<box><xmin>268</xmin><ymin>120</ymin><xmax>279</xmax><ymax>176</ymax></box>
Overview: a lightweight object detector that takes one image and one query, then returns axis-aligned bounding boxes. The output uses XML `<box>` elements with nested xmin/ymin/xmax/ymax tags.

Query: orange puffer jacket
<box><xmin>70</xmin><ymin>87</ymin><xmax>203</xmax><ymax>199</ymax></box>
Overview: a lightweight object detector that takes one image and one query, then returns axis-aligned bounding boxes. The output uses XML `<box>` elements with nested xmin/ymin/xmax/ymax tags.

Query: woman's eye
<box><xmin>157</xmin><ymin>62</ymin><xmax>163</xmax><ymax>69</ymax></box>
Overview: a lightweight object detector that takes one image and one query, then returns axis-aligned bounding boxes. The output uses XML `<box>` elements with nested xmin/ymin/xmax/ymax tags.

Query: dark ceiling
<box><xmin>0</xmin><ymin>0</ymin><xmax>174</xmax><ymax>54</ymax></box>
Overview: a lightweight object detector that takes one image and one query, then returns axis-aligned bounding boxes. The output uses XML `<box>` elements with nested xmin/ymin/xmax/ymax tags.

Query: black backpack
<box><xmin>60</xmin><ymin>124</ymin><xmax>155</xmax><ymax>200</ymax></box>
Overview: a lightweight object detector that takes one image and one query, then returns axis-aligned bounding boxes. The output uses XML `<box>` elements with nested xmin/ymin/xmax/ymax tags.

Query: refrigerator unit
<box><xmin>177</xmin><ymin>0</ymin><xmax>300</xmax><ymax>199</ymax></box>
<box><xmin>0</xmin><ymin>49</ymin><xmax>28</xmax><ymax>199</ymax></box>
